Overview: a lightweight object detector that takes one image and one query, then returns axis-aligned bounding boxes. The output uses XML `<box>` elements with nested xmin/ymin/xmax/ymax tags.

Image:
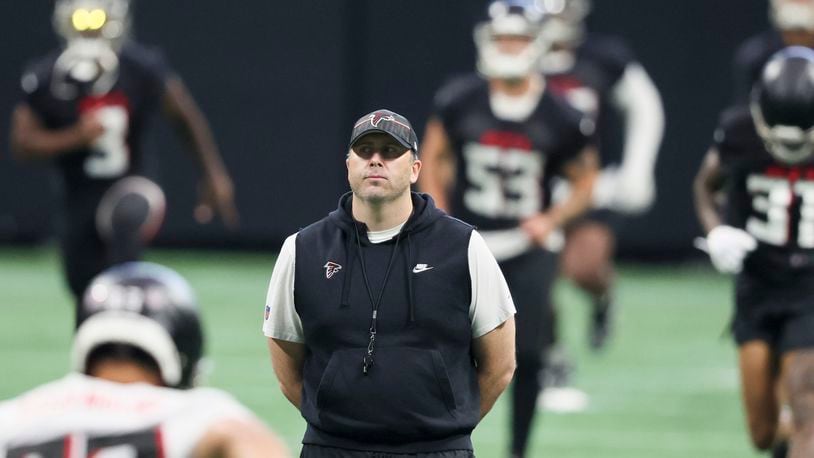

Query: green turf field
<box><xmin>0</xmin><ymin>246</ymin><xmax>761</xmax><ymax>457</ymax></box>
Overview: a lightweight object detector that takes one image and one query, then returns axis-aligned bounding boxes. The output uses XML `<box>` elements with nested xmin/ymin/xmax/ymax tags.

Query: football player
<box><xmin>733</xmin><ymin>0</ymin><xmax>814</xmax><ymax>103</ymax></box>
<box><xmin>418</xmin><ymin>1</ymin><xmax>598</xmax><ymax>455</ymax></box>
<box><xmin>10</xmin><ymin>0</ymin><xmax>239</xmax><ymax>322</ymax></box>
<box><xmin>538</xmin><ymin>0</ymin><xmax>664</xmax><ymax>352</ymax></box>
<box><xmin>694</xmin><ymin>47</ymin><xmax>814</xmax><ymax>457</ymax></box>
<box><xmin>0</xmin><ymin>261</ymin><xmax>289</xmax><ymax>457</ymax></box>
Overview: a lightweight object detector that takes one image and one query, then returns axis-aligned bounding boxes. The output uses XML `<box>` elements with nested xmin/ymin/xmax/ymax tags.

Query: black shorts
<box><xmin>733</xmin><ymin>271</ymin><xmax>814</xmax><ymax>354</ymax></box>
<box><xmin>300</xmin><ymin>445</ymin><xmax>474</xmax><ymax>458</ymax></box>
<box><xmin>732</xmin><ymin>309</ymin><xmax>814</xmax><ymax>354</ymax></box>
<box><xmin>499</xmin><ymin>248</ymin><xmax>558</xmax><ymax>358</ymax></box>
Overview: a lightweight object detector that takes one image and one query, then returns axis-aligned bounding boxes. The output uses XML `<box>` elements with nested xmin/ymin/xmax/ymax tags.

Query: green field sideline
<box><xmin>0</xmin><ymin>246</ymin><xmax>760</xmax><ymax>457</ymax></box>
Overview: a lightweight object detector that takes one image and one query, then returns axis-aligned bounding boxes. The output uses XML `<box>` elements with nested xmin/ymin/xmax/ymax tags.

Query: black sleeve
<box><xmin>17</xmin><ymin>54</ymin><xmax>57</xmax><ymax>114</ymax></box>
<box><xmin>586</xmin><ymin>35</ymin><xmax>637</xmax><ymax>87</ymax></box>
<box><xmin>548</xmin><ymin>97</ymin><xmax>594</xmax><ymax>176</ymax></box>
<box><xmin>125</xmin><ymin>42</ymin><xmax>174</xmax><ymax>101</ymax></box>
<box><xmin>431</xmin><ymin>74</ymin><xmax>481</xmax><ymax>130</ymax></box>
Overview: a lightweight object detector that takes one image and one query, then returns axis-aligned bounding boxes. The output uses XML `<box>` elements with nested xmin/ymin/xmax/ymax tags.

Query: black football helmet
<box><xmin>72</xmin><ymin>262</ymin><xmax>204</xmax><ymax>389</ymax></box>
<box><xmin>751</xmin><ymin>46</ymin><xmax>814</xmax><ymax>164</ymax></box>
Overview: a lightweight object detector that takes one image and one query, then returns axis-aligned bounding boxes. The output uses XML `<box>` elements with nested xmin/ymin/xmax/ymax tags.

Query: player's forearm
<box><xmin>12</xmin><ymin>123</ymin><xmax>87</xmax><ymax>160</ymax></box>
<box><xmin>164</xmin><ymin>79</ymin><xmax>230</xmax><ymax>180</ymax></box>
<box><xmin>693</xmin><ymin>177</ymin><xmax>723</xmax><ymax>234</ymax></box>
<box><xmin>693</xmin><ymin>152</ymin><xmax>724</xmax><ymax>234</ymax></box>
<box><xmin>11</xmin><ymin>114</ymin><xmax>88</xmax><ymax>161</ymax></box>
<box><xmin>418</xmin><ymin>170</ymin><xmax>450</xmax><ymax>212</ymax></box>
<box><xmin>548</xmin><ymin>173</ymin><xmax>595</xmax><ymax>228</ymax></box>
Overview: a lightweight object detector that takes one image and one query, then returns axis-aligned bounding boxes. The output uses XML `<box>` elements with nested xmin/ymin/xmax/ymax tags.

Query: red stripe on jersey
<box><xmin>479</xmin><ymin>130</ymin><xmax>532</xmax><ymax>151</ymax></box>
<box><xmin>63</xmin><ymin>434</ymin><xmax>73</xmax><ymax>458</ymax></box>
<box><xmin>78</xmin><ymin>90</ymin><xmax>131</xmax><ymax>114</ymax></box>
<box><xmin>155</xmin><ymin>426</ymin><xmax>165</xmax><ymax>458</ymax></box>
<box><xmin>547</xmin><ymin>75</ymin><xmax>585</xmax><ymax>94</ymax></box>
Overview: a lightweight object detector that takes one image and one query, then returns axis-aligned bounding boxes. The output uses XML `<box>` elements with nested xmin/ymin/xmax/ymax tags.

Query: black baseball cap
<box><xmin>349</xmin><ymin>109</ymin><xmax>419</xmax><ymax>155</ymax></box>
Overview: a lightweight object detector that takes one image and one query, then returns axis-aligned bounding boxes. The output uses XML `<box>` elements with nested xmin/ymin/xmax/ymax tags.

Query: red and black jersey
<box><xmin>714</xmin><ymin>105</ymin><xmax>814</xmax><ymax>279</ymax></box>
<box><xmin>20</xmin><ymin>41</ymin><xmax>172</xmax><ymax>204</ymax></box>
<box><xmin>544</xmin><ymin>34</ymin><xmax>635</xmax><ymax>167</ymax></box>
<box><xmin>432</xmin><ymin>73</ymin><xmax>590</xmax><ymax>232</ymax></box>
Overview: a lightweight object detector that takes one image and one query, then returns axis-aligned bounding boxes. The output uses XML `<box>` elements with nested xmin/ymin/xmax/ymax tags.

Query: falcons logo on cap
<box><xmin>324</xmin><ymin>261</ymin><xmax>342</xmax><ymax>279</ymax></box>
<box><xmin>369</xmin><ymin>112</ymin><xmax>395</xmax><ymax>127</ymax></box>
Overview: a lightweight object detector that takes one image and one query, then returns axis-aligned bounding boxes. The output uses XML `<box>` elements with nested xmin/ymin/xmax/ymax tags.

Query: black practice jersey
<box><xmin>433</xmin><ymin>73</ymin><xmax>590</xmax><ymax>232</ymax></box>
<box><xmin>714</xmin><ymin>106</ymin><xmax>814</xmax><ymax>279</ymax></box>
<box><xmin>20</xmin><ymin>41</ymin><xmax>172</xmax><ymax>203</ymax></box>
<box><xmin>544</xmin><ymin>34</ymin><xmax>635</xmax><ymax>166</ymax></box>
<box><xmin>732</xmin><ymin>30</ymin><xmax>786</xmax><ymax>104</ymax></box>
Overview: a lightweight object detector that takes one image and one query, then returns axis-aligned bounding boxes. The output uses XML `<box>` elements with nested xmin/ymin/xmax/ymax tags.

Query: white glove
<box><xmin>705</xmin><ymin>225</ymin><xmax>758</xmax><ymax>274</ymax></box>
<box><xmin>591</xmin><ymin>166</ymin><xmax>655</xmax><ymax>214</ymax></box>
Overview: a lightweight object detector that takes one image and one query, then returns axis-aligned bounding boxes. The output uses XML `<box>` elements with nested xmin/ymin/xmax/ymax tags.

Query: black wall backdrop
<box><xmin>0</xmin><ymin>1</ymin><xmax>768</xmax><ymax>257</ymax></box>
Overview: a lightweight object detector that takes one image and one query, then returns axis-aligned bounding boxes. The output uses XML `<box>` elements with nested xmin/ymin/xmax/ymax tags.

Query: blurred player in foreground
<box><xmin>419</xmin><ymin>1</ymin><xmax>597</xmax><ymax>455</ymax></box>
<box><xmin>538</xmin><ymin>0</ymin><xmax>664</xmax><ymax>353</ymax></box>
<box><xmin>10</xmin><ymin>0</ymin><xmax>238</xmax><ymax>321</ymax></box>
<box><xmin>733</xmin><ymin>0</ymin><xmax>814</xmax><ymax>103</ymax></box>
<box><xmin>694</xmin><ymin>47</ymin><xmax>814</xmax><ymax>458</ymax></box>
<box><xmin>0</xmin><ymin>261</ymin><xmax>288</xmax><ymax>457</ymax></box>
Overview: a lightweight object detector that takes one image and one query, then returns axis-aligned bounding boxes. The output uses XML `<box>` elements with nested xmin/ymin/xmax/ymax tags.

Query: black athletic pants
<box><xmin>499</xmin><ymin>248</ymin><xmax>558</xmax><ymax>457</ymax></box>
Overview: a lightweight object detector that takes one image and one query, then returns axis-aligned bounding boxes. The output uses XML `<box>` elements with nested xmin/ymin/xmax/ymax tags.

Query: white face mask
<box><xmin>752</xmin><ymin>102</ymin><xmax>814</xmax><ymax>164</ymax></box>
<box><xmin>474</xmin><ymin>21</ymin><xmax>548</xmax><ymax>80</ymax></box>
<box><xmin>51</xmin><ymin>37</ymin><xmax>119</xmax><ymax>100</ymax></box>
<box><xmin>772</xmin><ymin>1</ymin><xmax>814</xmax><ymax>31</ymax></box>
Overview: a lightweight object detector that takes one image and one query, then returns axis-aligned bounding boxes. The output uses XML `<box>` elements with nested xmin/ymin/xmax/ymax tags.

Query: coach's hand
<box><xmin>706</xmin><ymin>225</ymin><xmax>757</xmax><ymax>274</ymax></box>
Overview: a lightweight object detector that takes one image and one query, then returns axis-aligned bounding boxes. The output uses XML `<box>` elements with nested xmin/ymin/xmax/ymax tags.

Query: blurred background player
<box><xmin>538</xmin><ymin>0</ymin><xmax>664</xmax><ymax>353</ymax></box>
<box><xmin>0</xmin><ymin>261</ymin><xmax>288</xmax><ymax>457</ymax></box>
<box><xmin>733</xmin><ymin>0</ymin><xmax>814</xmax><ymax>103</ymax></box>
<box><xmin>694</xmin><ymin>47</ymin><xmax>814</xmax><ymax>458</ymax></box>
<box><xmin>418</xmin><ymin>1</ymin><xmax>598</xmax><ymax>456</ymax></box>
<box><xmin>9</xmin><ymin>0</ymin><xmax>238</xmax><ymax>322</ymax></box>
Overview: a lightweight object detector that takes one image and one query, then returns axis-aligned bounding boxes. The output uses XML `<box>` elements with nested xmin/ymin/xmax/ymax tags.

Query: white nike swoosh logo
<box><xmin>412</xmin><ymin>266</ymin><xmax>434</xmax><ymax>273</ymax></box>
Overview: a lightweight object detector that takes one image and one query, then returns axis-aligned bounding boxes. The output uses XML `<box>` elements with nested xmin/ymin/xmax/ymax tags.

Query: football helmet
<box><xmin>53</xmin><ymin>0</ymin><xmax>131</xmax><ymax>46</ymax></box>
<box><xmin>51</xmin><ymin>0</ymin><xmax>131</xmax><ymax>99</ymax></box>
<box><xmin>751</xmin><ymin>46</ymin><xmax>814</xmax><ymax>164</ymax></box>
<box><xmin>770</xmin><ymin>0</ymin><xmax>814</xmax><ymax>32</ymax></box>
<box><xmin>474</xmin><ymin>0</ymin><xmax>550</xmax><ymax>79</ymax></box>
<box><xmin>537</xmin><ymin>0</ymin><xmax>591</xmax><ymax>45</ymax></box>
<box><xmin>72</xmin><ymin>262</ymin><xmax>204</xmax><ymax>389</ymax></box>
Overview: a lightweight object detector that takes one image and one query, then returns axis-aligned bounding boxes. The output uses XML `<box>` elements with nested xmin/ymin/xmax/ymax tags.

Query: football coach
<box><xmin>263</xmin><ymin>109</ymin><xmax>517</xmax><ymax>457</ymax></box>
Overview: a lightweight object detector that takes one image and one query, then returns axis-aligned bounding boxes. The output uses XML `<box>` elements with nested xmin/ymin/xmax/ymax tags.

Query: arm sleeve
<box><xmin>609</xmin><ymin>63</ymin><xmax>665</xmax><ymax>178</ymax></box>
<box><xmin>468</xmin><ymin>230</ymin><xmax>516</xmax><ymax>338</ymax></box>
<box><xmin>262</xmin><ymin>234</ymin><xmax>304</xmax><ymax>343</ymax></box>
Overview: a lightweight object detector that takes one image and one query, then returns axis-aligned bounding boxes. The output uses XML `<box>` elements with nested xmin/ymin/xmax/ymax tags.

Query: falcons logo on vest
<box><xmin>370</xmin><ymin>112</ymin><xmax>395</xmax><ymax>127</ymax></box>
<box><xmin>324</xmin><ymin>261</ymin><xmax>342</xmax><ymax>279</ymax></box>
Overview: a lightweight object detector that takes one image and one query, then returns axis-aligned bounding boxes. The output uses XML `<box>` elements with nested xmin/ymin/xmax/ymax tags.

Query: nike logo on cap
<box><xmin>412</xmin><ymin>264</ymin><xmax>434</xmax><ymax>273</ymax></box>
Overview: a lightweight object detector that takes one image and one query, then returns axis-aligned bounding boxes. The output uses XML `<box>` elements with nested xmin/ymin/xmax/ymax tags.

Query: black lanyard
<box><xmin>353</xmin><ymin>224</ymin><xmax>401</xmax><ymax>375</ymax></box>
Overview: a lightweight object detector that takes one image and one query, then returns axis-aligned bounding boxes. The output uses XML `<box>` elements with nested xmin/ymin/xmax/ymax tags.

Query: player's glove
<box><xmin>591</xmin><ymin>166</ymin><xmax>655</xmax><ymax>214</ymax></box>
<box><xmin>705</xmin><ymin>225</ymin><xmax>757</xmax><ymax>274</ymax></box>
